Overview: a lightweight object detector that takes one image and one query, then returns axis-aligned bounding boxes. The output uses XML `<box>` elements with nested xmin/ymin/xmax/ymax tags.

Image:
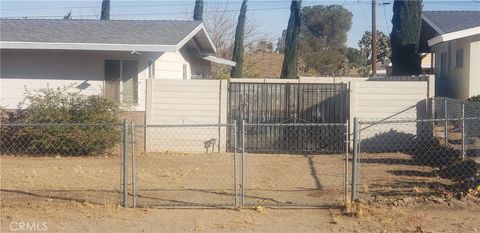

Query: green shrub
<box><xmin>1</xmin><ymin>87</ymin><xmax>121</xmax><ymax>156</ymax></box>
<box><xmin>468</xmin><ymin>95</ymin><xmax>480</xmax><ymax>102</ymax></box>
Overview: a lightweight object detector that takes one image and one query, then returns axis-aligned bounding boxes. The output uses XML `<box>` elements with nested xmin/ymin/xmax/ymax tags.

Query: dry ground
<box><xmin>1</xmin><ymin>154</ymin><xmax>479</xmax><ymax>232</ymax></box>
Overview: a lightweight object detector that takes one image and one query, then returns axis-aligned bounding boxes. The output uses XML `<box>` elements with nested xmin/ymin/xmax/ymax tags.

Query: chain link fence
<box><xmin>131</xmin><ymin>123</ymin><xmax>237</xmax><ymax>207</ymax></box>
<box><xmin>242</xmin><ymin>123</ymin><xmax>349</xmax><ymax>207</ymax></box>
<box><xmin>351</xmin><ymin>117</ymin><xmax>480</xmax><ymax>202</ymax></box>
<box><xmin>0</xmin><ymin>122</ymin><xmax>126</xmax><ymax>207</ymax></box>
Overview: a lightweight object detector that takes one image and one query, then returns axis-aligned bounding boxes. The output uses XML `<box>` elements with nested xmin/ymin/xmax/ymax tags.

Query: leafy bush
<box><xmin>468</xmin><ymin>95</ymin><xmax>480</xmax><ymax>102</ymax></box>
<box><xmin>1</xmin><ymin>87</ymin><xmax>121</xmax><ymax>156</ymax></box>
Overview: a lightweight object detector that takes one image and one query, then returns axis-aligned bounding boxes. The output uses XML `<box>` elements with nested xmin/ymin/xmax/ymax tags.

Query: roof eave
<box><xmin>176</xmin><ymin>23</ymin><xmax>216</xmax><ymax>54</ymax></box>
<box><xmin>428</xmin><ymin>26</ymin><xmax>480</xmax><ymax>47</ymax></box>
<box><xmin>0</xmin><ymin>41</ymin><xmax>177</xmax><ymax>52</ymax></box>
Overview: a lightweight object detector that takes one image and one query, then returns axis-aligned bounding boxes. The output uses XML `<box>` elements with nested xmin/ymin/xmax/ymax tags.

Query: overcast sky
<box><xmin>1</xmin><ymin>0</ymin><xmax>478</xmax><ymax>48</ymax></box>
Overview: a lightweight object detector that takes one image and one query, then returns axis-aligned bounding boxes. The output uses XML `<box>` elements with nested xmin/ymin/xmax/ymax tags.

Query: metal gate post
<box><xmin>241</xmin><ymin>120</ymin><xmax>246</xmax><ymax>206</ymax></box>
<box><xmin>351</xmin><ymin>118</ymin><xmax>359</xmax><ymax>202</ymax></box>
<box><xmin>344</xmin><ymin>121</ymin><xmax>349</xmax><ymax>204</ymax></box>
<box><xmin>122</xmin><ymin>119</ymin><xmax>129</xmax><ymax>208</ymax></box>
<box><xmin>131</xmin><ymin>122</ymin><xmax>137</xmax><ymax>208</ymax></box>
<box><xmin>444</xmin><ymin>99</ymin><xmax>448</xmax><ymax>145</ymax></box>
<box><xmin>233</xmin><ymin>120</ymin><xmax>238</xmax><ymax>206</ymax></box>
<box><xmin>461</xmin><ymin>103</ymin><xmax>465</xmax><ymax>159</ymax></box>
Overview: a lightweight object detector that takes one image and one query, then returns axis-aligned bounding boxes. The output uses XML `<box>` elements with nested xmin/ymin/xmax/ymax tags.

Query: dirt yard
<box><xmin>1</xmin><ymin>154</ymin><xmax>480</xmax><ymax>232</ymax></box>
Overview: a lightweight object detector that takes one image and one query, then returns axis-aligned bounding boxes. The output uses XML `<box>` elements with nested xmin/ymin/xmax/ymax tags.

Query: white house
<box><xmin>419</xmin><ymin>11</ymin><xmax>480</xmax><ymax>100</ymax></box>
<box><xmin>0</xmin><ymin>19</ymin><xmax>235</xmax><ymax>111</ymax></box>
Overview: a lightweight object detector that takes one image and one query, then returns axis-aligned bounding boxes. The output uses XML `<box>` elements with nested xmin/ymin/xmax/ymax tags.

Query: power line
<box><xmin>382</xmin><ymin>0</ymin><xmax>390</xmax><ymax>33</ymax></box>
<box><xmin>1</xmin><ymin>6</ymin><xmax>292</xmax><ymax>19</ymax></box>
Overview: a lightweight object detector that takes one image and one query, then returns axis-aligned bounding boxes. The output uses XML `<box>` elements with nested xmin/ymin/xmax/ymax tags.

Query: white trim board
<box><xmin>0</xmin><ymin>41</ymin><xmax>177</xmax><ymax>52</ymax></box>
<box><xmin>202</xmin><ymin>55</ymin><xmax>236</xmax><ymax>66</ymax></box>
<box><xmin>176</xmin><ymin>24</ymin><xmax>216</xmax><ymax>54</ymax></box>
<box><xmin>428</xmin><ymin>26</ymin><xmax>480</xmax><ymax>46</ymax></box>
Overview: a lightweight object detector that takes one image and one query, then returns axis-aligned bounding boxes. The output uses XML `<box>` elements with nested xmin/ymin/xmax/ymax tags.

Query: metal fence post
<box><xmin>122</xmin><ymin>119</ymin><xmax>129</xmax><ymax>208</ymax></box>
<box><xmin>131</xmin><ymin>122</ymin><xmax>136</xmax><ymax>208</ymax></box>
<box><xmin>351</xmin><ymin>118</ymin><xmax>359</xmax><ymax>202</ymax></box>
<box><xmin>241</xmin><ymin>120</ymin><xmax>246</xmax><ymax>206</ymax></box>
<box><xmin>233</xmin><ymin>120</ymin><xmax>238</xmax><ymax>206</ymax></box>
<box><xmin>444</xmin><ymin>99</ymin><xmax>448</xmax><ymax>146</ymax></box>
<box><xmin>461</xmin><ymin>103</ymin><xmax>466</xmax><ymax>159</ymax></box>
<box><xmin>344</xmin><ymin>121</ymin><xmax>349</xmax><ymax>204</ymax></box>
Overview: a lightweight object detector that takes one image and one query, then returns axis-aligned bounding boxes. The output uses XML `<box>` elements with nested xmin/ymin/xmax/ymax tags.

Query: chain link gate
<box><xmin>124</xmin><ymin>121</ymin><xmax>349</xmax><ymax>208</ymax></box>
<box><xmin>238</xmin><ymin>122</ymin><xmax>349</xmax><ymax>207</ymax></box>
<box><xmin>124</xmin><ymin>123</ymin><xmax>238</xmax><ymax>208</ymax></box>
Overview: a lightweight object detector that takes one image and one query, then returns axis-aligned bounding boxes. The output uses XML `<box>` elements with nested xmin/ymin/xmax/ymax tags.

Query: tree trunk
<box><xmin>280</xmin><ymin>0</ymin><xmax>302</xmax><ymax>79</ymax></box>
<box><xmin>193</xmin><ymin>0</ymin><xmax>204</xmax><ymax>21</ymax></box>
<box><xmin>100</xmin><ymin>0</ymin><xmax>110</xmax><ymax>20</ymax></box>
<box><xmin>230</xmin><ymin>0</ymin><xmax>248</xmax><ymax>79</ymax></box>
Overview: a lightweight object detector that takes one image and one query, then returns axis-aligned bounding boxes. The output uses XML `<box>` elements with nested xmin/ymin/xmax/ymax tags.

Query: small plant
<box><xmin>468</xmin><ymin>95</ymin><xmax>480</xmax><ymax>102</ymax></box>
<box><xmin>1</xmin><ymin>87</ymin><xmax>121</xmax><ymax>156</ymax></box>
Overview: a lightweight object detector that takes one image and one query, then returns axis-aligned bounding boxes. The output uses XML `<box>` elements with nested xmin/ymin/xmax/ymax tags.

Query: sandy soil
<box><xmin>1</xmin><ymin>154</ymin><xmax>479</xmax><ymax>232</ymax></box>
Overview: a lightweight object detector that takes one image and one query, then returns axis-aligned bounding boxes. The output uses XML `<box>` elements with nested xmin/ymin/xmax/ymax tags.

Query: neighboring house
<box><xmin>0</xmin><ymin>19</ymin><xmax>235</xmax><ymax>111</ymax></box>
<box><xmin>418</xmin><ymin>11</ymin><xmax>480</xmax><ymax>100</ymax></box>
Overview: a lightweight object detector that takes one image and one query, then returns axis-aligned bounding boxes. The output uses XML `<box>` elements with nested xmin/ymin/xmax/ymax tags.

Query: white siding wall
<box><xmin>145</xmin><ymin>79</ymin><xmax>228</xmax><ymax>153</ymax></box>
<box><xmin>0</xmin><ymin>50</ymin><xmax>150</xmax><ymax>111</ymax></box>
<box><xmin>351</xmin><ymin>81</ymin><xmax>429</xmax><ymax>120</ymax></box>
<box><xmin>0</xmin><ymin>49</ymin><xmax>194</xmax><ymax>111</ymax></box>
<box><xmin>350</xmin><ymin>81</ymin><xmax>430</xmax><ymax>150</ymax></box>
<box><xmin>469</xmin><ymin>38</ymin><xmax>480</xmax><ymax>98</ymax></box>
<box><xmin>432</xmin><ymin>34</ymin><xmax>480</xmax><ymax>99</ymax></box>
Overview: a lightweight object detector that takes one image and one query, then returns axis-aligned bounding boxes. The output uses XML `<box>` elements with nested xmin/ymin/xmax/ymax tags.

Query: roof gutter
<box><xmin>428</xmin><ymin>26</ymin><xmax>480</xmax><ymax>47</ymax></box>
<box><xmin>0</xmin><ymin>41</ymin><xmax>177</xmax><ymax>52</ymax></box>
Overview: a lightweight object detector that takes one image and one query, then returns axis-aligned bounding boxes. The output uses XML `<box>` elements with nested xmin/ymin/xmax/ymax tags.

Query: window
<box><xmin>456</xmin><ymin>49</ymin><xmax>463</xmax><ymax>68</ymax></box>
<box><xmin>104</xmin><ymin>60</ymin><xmax>121</xmax><ymax>102</ymax></box>
<box><xmin>148</xmin><ymin>60</ymin><xmax>155</xmax><ymax>79</ymax></box>
<box><xmin>104</xmin><ymin>59</ymin><xmax>138</xmax><ymax>104</ymax></box>
<box><xmin>183</xmin><ymin>64</ymin><xmax>188</xmax><ymax>80</ymax></box>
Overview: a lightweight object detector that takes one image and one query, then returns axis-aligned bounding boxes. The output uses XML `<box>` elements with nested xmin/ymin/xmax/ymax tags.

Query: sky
<box><xmin>1</xmin><ymin>0</ymin><xmax>479</xmax><ymax>48</ymax></box>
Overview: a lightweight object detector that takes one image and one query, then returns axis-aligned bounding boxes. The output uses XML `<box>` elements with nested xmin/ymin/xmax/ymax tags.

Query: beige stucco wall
<box><xmin>432</xmin><ymin>34</ymin><xmax>480</xmax><ymax>99</ymax></box>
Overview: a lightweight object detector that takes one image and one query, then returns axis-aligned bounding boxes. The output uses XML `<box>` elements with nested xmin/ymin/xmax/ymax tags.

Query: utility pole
<box><xmin>371</xmin><ymin>0</ymin><xmax>377</xmax><ymax>75</ymax></box>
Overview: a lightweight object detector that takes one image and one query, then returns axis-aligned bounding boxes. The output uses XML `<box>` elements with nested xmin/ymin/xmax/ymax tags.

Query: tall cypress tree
<box><xmin>100</xmin><ymin>0</ymin><xmax>110</xmax><ymax>20</ymax></box>
<box><xmin>280</xmin><ymin>0</ymin><xmax>302</xmax><ymax>79</ymax></box>
<box><xmin>193</xmin><ymin>0</ymin><xmax>204</xmax><ymax>21</ymax></box>
<box><xmin>230</xmin><ymin>0</ymin><xmax>247</xmax><ymax>79</ymax></box>
<box><xmin>390</xmin><ymin>0</ymin><xmax>423</xmax><ymax>75</ymax></box>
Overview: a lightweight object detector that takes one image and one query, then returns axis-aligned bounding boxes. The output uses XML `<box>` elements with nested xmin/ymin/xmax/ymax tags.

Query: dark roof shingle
<box><xmin>0</xmin><ymin>19</ymin><xmax>202</xmax><ymax>45</ymax></box>
<box><xmin>423</xmin><ymin>11</ymin><xmax>480</xmax><ymax>34</ymax></box>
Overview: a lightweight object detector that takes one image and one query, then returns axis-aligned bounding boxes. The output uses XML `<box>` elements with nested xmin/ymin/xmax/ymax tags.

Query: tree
<box><xmin>248</xmin><ymin>39</ymin><xmax>273</xmax><ymax>53</ymax></box>
<box><xmin>346</xmin><ymin>47</ymin><xmax>365</xmax><ymax>68</ymax></box>
<box><xmin>276</xmin><ymin>30</ymin><xmax>286</xmax><ymax>53</ymax></box>
<box><xmin>100</xmin><ymin>0</ymin><xmax>110</xmax><ymax>20</ymax></box>
<box><xmin>193</xmin><ymin>0</ymin><xmax>204</xmax><ymax>21</ymax></box>
<box><xmin>390</xmin><ymin>0</ymin><xmax>423</xmax><ymax>75</ymax></box>
<box><xmin>358</xmin><ymin>30</ymin><xmax>391</xmax><ymax>65</ymax></box>
<box><xmin>280</xmin><ymin>0</ymin><xmax>302</xmax><ymax>79</ymax></box>
<box><xmin>63</xmin><ymin>11</ymin><xmax>72</xmax><ymax>19</ymax></box>
<box><xmin>298</xmin><ymin>5</ymin><xmax>353</xmax><ymax>76</ymax></box>
<box><xmin>230</xmin><ymin>0</ymin><xmax>248</xmax><ymax>79</ymax></box>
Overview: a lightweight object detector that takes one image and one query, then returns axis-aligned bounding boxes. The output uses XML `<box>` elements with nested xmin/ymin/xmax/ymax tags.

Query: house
<box><xmin>0</xmin><ymin>19</ymin><xmax>235</xmax><ymax>111</ymax></box>
<box><xmin>418</xmin><ymin>11</ymin><xmax>480</xmax><ymax>100</ymax></box>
